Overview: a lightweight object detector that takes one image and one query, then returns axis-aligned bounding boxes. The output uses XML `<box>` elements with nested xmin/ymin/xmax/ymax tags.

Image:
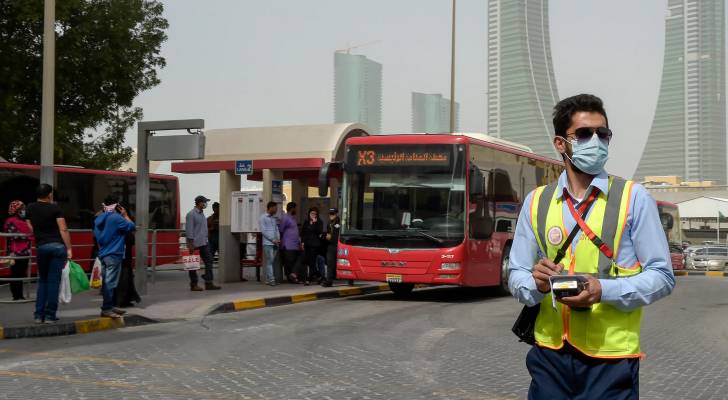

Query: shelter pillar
<box><xmin>218</xmin><ymin>170</ymin><xmax>241</xmax><ymax>283</ymax></box>
<box><xmin>291</xmin><ymin>179</ymin><xmax>307</xmax><ymax>223</ymax></box>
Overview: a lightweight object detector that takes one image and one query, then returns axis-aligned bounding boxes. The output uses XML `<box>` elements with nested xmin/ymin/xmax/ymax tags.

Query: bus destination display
<box><xmin>354</xmin><ymin>149</ymin><xmax>450</xmax><ymax>167</ymax></box>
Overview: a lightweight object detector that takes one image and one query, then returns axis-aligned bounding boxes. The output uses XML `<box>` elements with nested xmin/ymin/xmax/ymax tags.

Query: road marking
<box><xmin>674</xmin><ymin>270</ymin><xmax>688</xmax><ymax>276</ymax></box>
<box><xmin>0</xmin><ymin>349</ymin><xmax>210</xmax><ymax>372</ymax></box>
<box><xmin>705</xmin><ymin>271</ymin><xmax>725</xmax><ymax>278</ymax></box>
<box><xmin>74</xmin><ymin>317</ymin><xmax>124</xmax><ymax>334</ymax></box>
<box><xmin>338</xmin><ymin>287</ymin><xmax>363</xmax><ymax>296</ymax></box>
<box><xmin>233</xmin><ymin>298</ymin><xmax>266</xmax><ymax>311</ymax></box>
<box><xmin>0</xmin><ymin>327</ymin><xmax>3</xmax><ymax>340</ymax></box>
<box><xmin>231</xmin><ymin>323</ymin><xmax>282</xmax><ymax>333</ymax></box>
<box><xmin>0</xmin><ymin>370</ymin><xmax>227</xmax><ymax>398</ymax></box>
<box><xmin>291</xmin><ymin>293</ymin><xmax>318</xmax><ymax>303</ymax></box>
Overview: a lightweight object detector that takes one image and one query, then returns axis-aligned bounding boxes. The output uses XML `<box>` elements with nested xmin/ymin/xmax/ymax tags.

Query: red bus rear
<box><xmin>330</xmin><ymin>133</ymin><xmax>562</xmax><ymax>294</ymax></box>
<box><xmin>655</xmin><ymin>201</ymin><xmax>685</xmax><ymax>270</ymax></box>
<box><xmin>0</xmin><ymin>162</ymin><xmax>180</xmax><ymax>275</ymax></box>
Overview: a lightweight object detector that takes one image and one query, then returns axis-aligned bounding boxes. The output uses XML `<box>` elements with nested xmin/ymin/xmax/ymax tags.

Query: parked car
<box><xmin>685</xmin><ymin>246</ymin><xmax>728</xmax><ymax>271</ymax></box>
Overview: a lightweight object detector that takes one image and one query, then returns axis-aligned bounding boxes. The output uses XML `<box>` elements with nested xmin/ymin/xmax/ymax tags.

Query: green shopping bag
<box><xmin>68</xmin><ymin>260</ymin><xmax>90</xmax><ymax>294</ymax></box>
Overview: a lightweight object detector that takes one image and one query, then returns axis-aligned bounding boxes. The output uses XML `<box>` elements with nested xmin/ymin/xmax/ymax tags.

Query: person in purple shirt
<box><xmin>279</xmin><ymin>202</ymin><xmax>302</xmax><ymax>283</ymax></box>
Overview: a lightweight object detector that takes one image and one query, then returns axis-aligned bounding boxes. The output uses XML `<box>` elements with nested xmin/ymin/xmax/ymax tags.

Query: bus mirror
<box><xmin>659</xmin><ymin>213</ymin><xmax>674</xmax><ymax>230</ymax></box>
<box><xmin>318</xmin><ymin>162</ymin><xmax>342</xmax><ymax>197</ymax></box>
<box><xmin>469</xmin><ymin>164</ymin><xmax>485</xmax><ymax>198</ymax></box>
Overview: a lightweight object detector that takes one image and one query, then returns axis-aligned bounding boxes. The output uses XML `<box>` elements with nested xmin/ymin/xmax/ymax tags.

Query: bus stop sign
<box><xmin>235</xmin><ymin>160</ymin><xmax>253</xmax><ymax>175</ymax></box>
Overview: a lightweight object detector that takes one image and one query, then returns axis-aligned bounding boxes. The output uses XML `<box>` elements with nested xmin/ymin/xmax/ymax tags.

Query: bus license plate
<box><xmin>386</xmin><ymin>274</ymin><xmax>402</xmax><ymax>283</ymax></box>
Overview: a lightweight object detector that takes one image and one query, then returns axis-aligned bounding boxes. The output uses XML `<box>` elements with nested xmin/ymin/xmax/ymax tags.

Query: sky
<box><xmin>126</xmin><ymin>0</ymin><xmax>692</xmax><ymax>214</ymax></box>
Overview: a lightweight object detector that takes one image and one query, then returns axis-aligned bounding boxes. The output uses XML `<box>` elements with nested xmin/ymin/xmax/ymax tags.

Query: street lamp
<box><xmin>40</xmin><ymin>0</ymin><xmax>55</xmax><ymax>185</ymax></box>
<box><xmin>449</xmin><ymin>0</ymin><xmax>456</xmax><ymax>133</ymax></box>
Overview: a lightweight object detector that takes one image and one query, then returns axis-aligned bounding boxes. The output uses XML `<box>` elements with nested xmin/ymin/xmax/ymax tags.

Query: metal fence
<box><xmin>0</xmin><ymin>229</ymin><xmax>185</xmax><ymax>303</ymax></box>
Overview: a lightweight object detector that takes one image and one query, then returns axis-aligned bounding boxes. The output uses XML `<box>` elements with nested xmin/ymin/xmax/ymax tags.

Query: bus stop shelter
<box><xmin>171</xmin><ymin>123</ymin><xmax>368</xmax><ymax>283</ymax></box>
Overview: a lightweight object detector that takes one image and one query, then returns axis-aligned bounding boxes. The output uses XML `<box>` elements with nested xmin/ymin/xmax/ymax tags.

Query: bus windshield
<box><xmin>341</xmin><ymin>143</ymin><xmax>466</xmax><ymax>248</ymax></box>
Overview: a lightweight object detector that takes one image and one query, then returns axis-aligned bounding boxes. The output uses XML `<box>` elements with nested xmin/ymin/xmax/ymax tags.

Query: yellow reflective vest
<box><xmin>530</xmin><ymin>176</ymin><xmax>642</xmax><ymax>358</ymax></box>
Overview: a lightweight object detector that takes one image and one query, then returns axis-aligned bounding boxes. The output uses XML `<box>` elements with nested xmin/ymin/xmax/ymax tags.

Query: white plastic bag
<box><xmin>58</xmin><ymin>262</ymin><xmax>72</xmax><ymax>304</ymax></box>
<box><xmin>183</xmin><ymin>255</ymin><xmax>201</xmax><ymax>271</ymax></box>
<box><xmin>90</xmin><ymin>257</ymin><xmax>103</xmax><ymax>289</ymax></box>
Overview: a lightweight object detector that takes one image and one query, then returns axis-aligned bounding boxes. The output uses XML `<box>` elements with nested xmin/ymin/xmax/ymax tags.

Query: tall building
<box><xmin>411</xmin><ymin>92</ymin><xmax>459</xmax><ymax>134</ymax></box>
<box><xmin>635</xmin><ymin>0</ymin><xmax>726</xmax><ymax>183</ymax></box>
<box><xmin>487</xmin><ymin>0</ymin><xmax>560</xmax><ymax>157</ymax></box>
<box><xmin>334</xmin><ymin>52</ymin><xmax>382</xmax><ymax>133</ymax></box>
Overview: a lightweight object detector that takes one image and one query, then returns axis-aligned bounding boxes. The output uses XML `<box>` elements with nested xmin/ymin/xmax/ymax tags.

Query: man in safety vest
<box><xmin>508</xmin><ymin>93</ymin><xmax>675</xmax><ymax>399</ymax></box>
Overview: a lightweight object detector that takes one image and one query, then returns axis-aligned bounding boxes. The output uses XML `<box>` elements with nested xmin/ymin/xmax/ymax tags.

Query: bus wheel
<box><xmin>499</xmin><ymin>245</ymin><xmax>512</xmax><ymax>295</ymax></box>
<box><xmin>389</xmin><ymin>282</ymin><xmax>414</xmax><ymax>296</ymax></box>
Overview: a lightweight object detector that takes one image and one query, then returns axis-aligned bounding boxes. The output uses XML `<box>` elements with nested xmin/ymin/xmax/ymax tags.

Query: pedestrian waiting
<box><xmin>114</xmin><ymin>203</ymin><xmax>141</xmax><ymax>308</ymax></box>
<box><xmin>185</xmin><ymin>195</ymin><xmax>221</xmax><ymax>291</ymax></box>
<box><xmin>25</xmin><ymin>184</ymin><xmax>73</xmax><ymax>324</ymax></box>
<box><xmin>207</xmin><ymin>201</ymin><xmax>220</xmax><ymax>258</ymax></box>
<box><xmin>94</xmin><ymin>195</ymin><xmax>136</xmax><ymax>319</ymax></box>
<box><xmin>3</xmin><ymin>200</ymin><xmax>33</xmax><ymax>301</ymax></box>
<box><xmin>322</xmin><ymin>208</ymin><xmax>340</xmax><ymax>287</ymax></box>
<box><xmin>259</xmin><ymin>201</ymin><xmax>280</xmax><ymax>286</ymax></box>
<box><xmin>278</xmin><ymin>202</ymin><xmax>302</xmax><ymax>283</ymax></box>
<box><xmin>301</xmin><ymin>207</ymin><xmax>324</xmax><ymax>286</ymax></box>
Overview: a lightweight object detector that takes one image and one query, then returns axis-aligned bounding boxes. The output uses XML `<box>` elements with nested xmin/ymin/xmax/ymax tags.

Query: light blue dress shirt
<box><xmin>259</xmin><ymin>213</ymin><xmax>280</xmax><ymax>246</ymax></box>
<box><xmin>508</xmin><ymin>170</ymin><xmax>675</xmax><ymax>312</ymax></box>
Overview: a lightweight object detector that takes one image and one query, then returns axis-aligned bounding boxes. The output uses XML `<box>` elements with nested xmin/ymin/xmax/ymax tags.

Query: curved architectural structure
<box><xmin>487</xmin><ymin>0</ymin><xmax>560</xmax><ymax>158</ymax></box>
<box><xmin>635</xmin><ymin>0</ymin><xmax>726</xmax><ymax>184</ymax></box>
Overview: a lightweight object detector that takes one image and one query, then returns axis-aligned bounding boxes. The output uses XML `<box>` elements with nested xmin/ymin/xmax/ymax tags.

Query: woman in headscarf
<box><xmin>3</xmin><ymin>201</ymin><xmax>33</xmax><ymax>300</ymax></box>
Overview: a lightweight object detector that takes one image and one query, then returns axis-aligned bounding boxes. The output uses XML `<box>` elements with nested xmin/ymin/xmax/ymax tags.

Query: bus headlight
<box><xmin>440</xmin><ymin>262</ymin><xmax>461</xmax><ymax>270</ymax></box>
<box><xmin>337</xmin><ymin>248</ymin><xmax>349</xmax><ymax>257</ymax></box>
<box><xmin>337</xmin><ymin>258</ymin><xmax>350</xmax><ymax>266</ymax></box>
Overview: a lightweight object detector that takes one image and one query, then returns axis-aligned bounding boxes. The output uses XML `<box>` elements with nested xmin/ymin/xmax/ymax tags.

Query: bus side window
<box><xmin>469</xmin><ymin>172</ymin><xmax>494</xmax><ymax>239</ymax></box>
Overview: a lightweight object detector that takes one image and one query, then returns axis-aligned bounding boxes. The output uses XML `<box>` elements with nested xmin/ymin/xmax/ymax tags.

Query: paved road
<box><xmin>0</xmin><ymin>276</ymin><xmax>727</xmax><ymax>399</ymax></box>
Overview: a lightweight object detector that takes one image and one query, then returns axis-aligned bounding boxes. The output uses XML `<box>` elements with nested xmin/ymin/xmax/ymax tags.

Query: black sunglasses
<box><xmin>571</xmin><ymin>127</ymin><xmax>612</xmax><ymax>143</ymax></box>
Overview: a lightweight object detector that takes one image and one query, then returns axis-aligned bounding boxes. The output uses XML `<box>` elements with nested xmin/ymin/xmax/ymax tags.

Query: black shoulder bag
<box><xmin>511</xmin><ymin>191</ymin><xmax>597</xmax><ymax>345</ymax></box>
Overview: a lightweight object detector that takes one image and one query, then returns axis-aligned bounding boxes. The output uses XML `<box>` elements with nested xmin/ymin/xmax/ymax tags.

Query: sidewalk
<box><xmin>0</xmin><ymin>265</ymin><xmax>380</xmax><ymax>330</ymax></box>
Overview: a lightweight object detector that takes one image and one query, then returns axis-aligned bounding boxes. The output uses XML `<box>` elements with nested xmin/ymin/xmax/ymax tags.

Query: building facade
<box><xmin>334</xmin><ymin>52</ymin><xmax>383</xmax><ymax>133</ymax></box>
<box><xmin>487</xmin><ymin>0</ymin><xmax>560</xmax><ymax>158</ymax></box>
<box><xmin>411</xmin><ymin>92</ymin><xmax>459</xmax><ymax>134</ymax></box>
<box><xmin>635</xmin><ymin>0</ymin><xmax>726</xmax><ymax>184</ymax></box>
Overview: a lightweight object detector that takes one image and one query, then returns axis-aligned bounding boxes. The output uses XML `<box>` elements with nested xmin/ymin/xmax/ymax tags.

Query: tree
<box><xmin>0</xmin><ymin>0</ymin><xmax>168</xmax><ymax>170</ymax></box>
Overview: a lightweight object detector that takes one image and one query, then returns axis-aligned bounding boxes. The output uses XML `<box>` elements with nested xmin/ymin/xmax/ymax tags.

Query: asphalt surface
<box><xmin>0</xmin><ymin>276</ymin><xmax>727</xmax><ymax>399</ymax></box>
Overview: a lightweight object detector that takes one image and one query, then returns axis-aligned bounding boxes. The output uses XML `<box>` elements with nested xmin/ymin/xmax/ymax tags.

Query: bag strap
<box><xmin>564</xmin><ymin>179</ymin><xmax>630</xmax><ymax>278</ymax></box>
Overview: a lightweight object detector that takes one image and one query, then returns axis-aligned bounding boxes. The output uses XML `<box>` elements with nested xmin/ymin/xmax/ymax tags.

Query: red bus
<box><xmin>656</xmin><ymin>201</ymin><xmax>685</xmax><ymax>270</ymax></box>
<box><xmin>0</xmin><ymin>162</ymin><xmax>180</xmax><ymax>276</ymax></box>
<box><xmin>323</xmin><ymin>133</ymin><xmax>562</xmax><ymax>295</ymax></box>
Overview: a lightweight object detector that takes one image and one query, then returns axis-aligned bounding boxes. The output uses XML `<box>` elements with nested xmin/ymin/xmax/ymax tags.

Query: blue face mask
<box><xmin>563</xmin><ymin>134</ymin><xmax>609</xmax><ymax>175</ymax></box>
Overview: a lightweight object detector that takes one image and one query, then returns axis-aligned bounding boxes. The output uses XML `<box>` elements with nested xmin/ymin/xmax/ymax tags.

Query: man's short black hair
<box><xmin>36</xmin><ymin>184</ymin><xmax>53</xmax><ymax>199</ymax></box>
<box><xmin>552</xmin><ymin>94</ymin><xmax>609</xmax><ymax>137</ymax></box>
<box><xmin>212</xmin><ymin>202</ymin><xmax>220</xmax><ymax>209</ymax></box>
<box><xmin>286</xmin><ymin>202</ymin><xmax>297</xmax><ymax>211</ymax></box>
<box><xmin>267</xmin><ymin>201</ymin><xmax>277</xmax><ymax>210</ymax></box>
<box><xmin>103</xmin><ymin>194</ymin><xmax>120</xmax><ymax>206</ymax></box>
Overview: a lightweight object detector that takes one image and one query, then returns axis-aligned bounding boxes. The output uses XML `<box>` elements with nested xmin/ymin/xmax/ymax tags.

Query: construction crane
<box><xmin>335</xmin><ymin>40</ymin><xmax>381</xmax><ymax>54</ymax></box>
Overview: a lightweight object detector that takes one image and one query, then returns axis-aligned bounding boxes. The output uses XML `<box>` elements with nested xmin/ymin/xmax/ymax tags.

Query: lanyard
<box><xmin>564</xmin><ymin>188</ymin><xmax>614</xmax><ymax>259</ymax></box>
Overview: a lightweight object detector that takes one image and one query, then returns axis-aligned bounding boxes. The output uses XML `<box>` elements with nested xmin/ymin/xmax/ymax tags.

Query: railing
<box><xmin>1</xmin><ymin>229</ymin><xmax>184</xmax><ymax>303</ymax></box>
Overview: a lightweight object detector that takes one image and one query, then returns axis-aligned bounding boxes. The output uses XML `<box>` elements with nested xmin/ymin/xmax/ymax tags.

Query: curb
<box><xmin>207</xmin><ymin>283</ymin><xmax>390</xmax><ymax>315</ymax></box>
<box><xmin>0</xmin><ymin>315</ymin><xmax>157</xmax><ymax>340</ymax></box>
<box><xmin>0</xmin><ymin>284</ymin><xmax>393</xmax><ymax>340</ymax></box>
<box><xmin>675</xmin><ymin>270</ymin><xmax>727</xmax><ymax>277</ymax></box>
